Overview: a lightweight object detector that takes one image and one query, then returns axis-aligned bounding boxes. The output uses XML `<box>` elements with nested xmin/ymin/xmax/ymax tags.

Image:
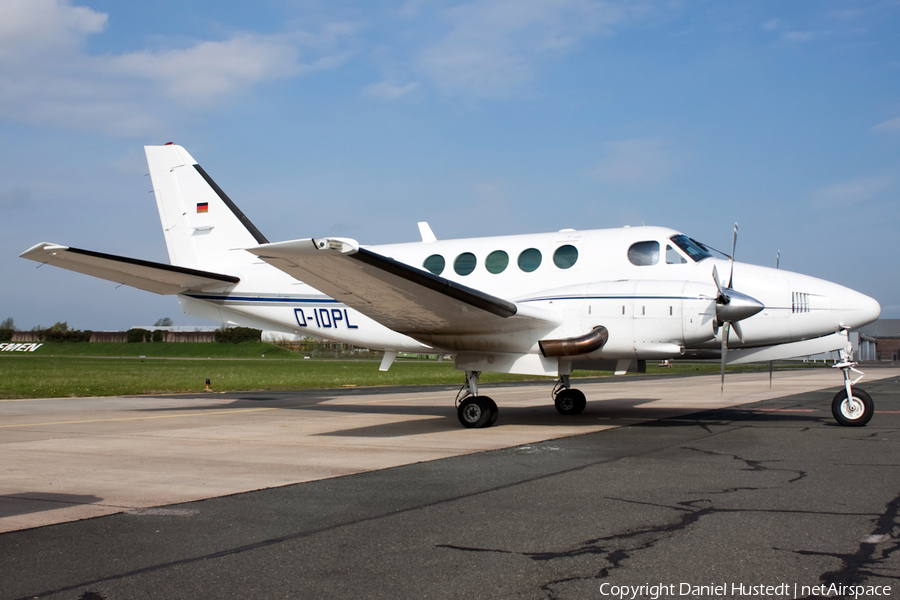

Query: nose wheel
<box><xmin>831</xmin><ymin>348</ymin><xmax>874</xmax><ymax>427</ymax></box>
<box><xmin>832</xmin><ymin>388</ymin><xmax>873</xmax><ymax>427</ymax></box>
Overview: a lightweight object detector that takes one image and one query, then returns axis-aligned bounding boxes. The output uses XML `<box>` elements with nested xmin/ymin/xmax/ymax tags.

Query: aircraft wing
<box><xmin>20</xmin><ymin>243</ymin><xmax>239</xmax><ymax>295</ymax></box>
<box><xmin>248</xmin><ymin>238</ymin><xmax>560</xmax><ymax>335</ymax></box>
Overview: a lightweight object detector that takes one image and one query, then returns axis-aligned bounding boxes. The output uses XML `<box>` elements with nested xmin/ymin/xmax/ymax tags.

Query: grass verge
<box><xmin>0</xmin><ymin>342</ymin><xmax>821</xmax><ymax>399</ymax></box>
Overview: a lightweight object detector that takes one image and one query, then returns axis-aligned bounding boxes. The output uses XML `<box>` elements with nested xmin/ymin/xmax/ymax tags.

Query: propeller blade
<box><xmin>732</xmin><ymin>320</ymin><xmax>743</xmax><ymax>341</ymax></box>
<box><xmin>728</xmin><ymin>223</ymin><xmax>738</xmax><ymax>288</ymax></box>
<box><xmin>776</xmin><ymin>250</ymin><xmax>780</xmax><ymax>270</ymax></box>
<box><xmin>712</xmin><ymin>265</ymin><xmax>725</xmax><ymax>301</ymax></box>
<box><xmin>720</xmin><ymin>322</ymin><xmax>730</xmax><ymax>394</ymax></box>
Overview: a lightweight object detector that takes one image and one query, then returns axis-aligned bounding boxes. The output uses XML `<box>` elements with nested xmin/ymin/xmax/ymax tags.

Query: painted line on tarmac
<box><xmin>752</xmin><ymin>408</ymin><xmax>819</xmax><ymax>412</ymax></box>
<box><xmin>0</xmin><ymin>407</ymin><xmax>277</xmax><ymax>428</ymax></box>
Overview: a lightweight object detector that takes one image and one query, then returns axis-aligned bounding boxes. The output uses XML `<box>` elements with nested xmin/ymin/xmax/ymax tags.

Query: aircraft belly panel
<box><xmin>455</xmin><ymin>352</ymin><xmax>559</xmax><ymax>377</ymax></box>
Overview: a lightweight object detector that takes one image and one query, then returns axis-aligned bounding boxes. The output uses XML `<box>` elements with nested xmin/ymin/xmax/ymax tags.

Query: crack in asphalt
<box><xmin>682</xmin><ymin>446</ymin><xmax>808</xmax><ymax>483</ymax></box>
<box><xmin>437</xmin><ymin>457</ymin><xmax>884</xmax><ymax>599</ymax></box>
<box><xmin>786</xmin><ymin>492</ymin><xmax>900</xmax><ymax>597</ymax></box>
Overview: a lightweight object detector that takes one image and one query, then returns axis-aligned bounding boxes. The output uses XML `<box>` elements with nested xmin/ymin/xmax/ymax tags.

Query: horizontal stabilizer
<box><xmin>20</xmin><ymin>243</ymin><xmax>239</xmax><ymax>295</ymax></box>
<box><xmin>248</xmin><ymin>237</ymin><xmax>560</xmax><ymax>335</ymax></box>
<box><xmin>726</xmin><ymin>332</ymin><xmax>848</xmax><ymax>364</ymax></box>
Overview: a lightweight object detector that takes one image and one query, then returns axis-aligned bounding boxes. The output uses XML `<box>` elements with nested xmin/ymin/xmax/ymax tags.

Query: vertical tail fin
<box><xmin>146</xmin><ymin>144</ymin><xmax>268</xmax><ymax>273</ymax></box>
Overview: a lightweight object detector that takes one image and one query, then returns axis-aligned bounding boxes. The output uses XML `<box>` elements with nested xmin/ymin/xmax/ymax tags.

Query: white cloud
<box><xmin>0</xmin><ymin>0</ymin><xmax>355</xmax><ymax>133</ymax></box>
<box><xmin>812</xmin><ymin>175</ymin><xmax>893</xmax><ymax>208</ymax></box>
<box><xmin>415</xmin><ymin>0</ymin><xmax>652</xmax><ymax>98</ymax></box>
<box><xmin>0</xmin><ymin>0</ymin><xmax>106</xmax><ymax>61</ymax></box>
<box><xmin>871</xmin><ymin>116</ymin><xmax>900</xmax><ymax>133</ymax></box>
<box><xmin>108</xmin><ymin>36</ymin><xmax>306</xmax><ymax>105</ymax></box>
<box><xmin>362</xmin><ymin>78</ymin><xmax>420</xmax><ymax>99</ymax></box>
<box><xmin>590</xmin><ymin>139</ymin><xmax>679</xmax><ymax>187</ymax></box>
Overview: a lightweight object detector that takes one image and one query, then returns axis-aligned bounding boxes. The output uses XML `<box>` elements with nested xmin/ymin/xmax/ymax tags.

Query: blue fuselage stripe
<box><xmin>185</xmin><ymin>293</ymin><xmax>705</xmax><ymax>306</ymax></box>
<box><xmin>520</xmin><ymin>295</ymin><xmax>703</xmax><ymax>302</ymax></box>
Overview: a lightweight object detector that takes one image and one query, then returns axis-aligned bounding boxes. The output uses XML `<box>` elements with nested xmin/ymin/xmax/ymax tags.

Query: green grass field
<box><xmin>0</xmin><ymin>342</ymin><xmax>813</xmax><ymax>399</ymax></box>
<box><xmin>6</xmin><ymin>341</ymin><xmax>300</xmax><ymax>359</ymax></box>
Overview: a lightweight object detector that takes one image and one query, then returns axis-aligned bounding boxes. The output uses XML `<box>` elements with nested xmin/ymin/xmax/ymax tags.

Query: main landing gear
<box><xmin>455</xmin><ymin>372</ymin><xmax>590</xmax><ymax>428</ymax></box>
<box><xmin>552</xmin><ymin>375</ymin><xmax>586</xmax><ymax>415</ymax></box>
<box><xmin>831</xmin><ymin>349</ymin><xmax>874</xmax><ymax>427</ymax></box>
<box><xmin>456</xmin><ymin>371</ymin><xmax>499</xmax><ymax>428</ymax></box>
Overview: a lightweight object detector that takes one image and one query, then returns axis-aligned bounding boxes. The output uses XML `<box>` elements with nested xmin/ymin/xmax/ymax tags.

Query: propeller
<box><xmin>728</xmin><ymin>223</ymin><xmax>737</xmax><ymax>288</ymax></box>
<box><xmin>711</xmin><ymin>223</ymin><xmax>764</xmax><ymax>393</ymax></box>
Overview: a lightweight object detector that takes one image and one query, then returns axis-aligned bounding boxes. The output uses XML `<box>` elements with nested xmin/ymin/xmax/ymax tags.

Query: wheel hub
<box><xmin>841</xmin><ymin>398</ymin><xmax>863</xmax><ymax>420</ymax></box>
<box><xmin>462</xmin><ymin>404</ymin><xmax>482</xmax><ymax>423</ymax></box>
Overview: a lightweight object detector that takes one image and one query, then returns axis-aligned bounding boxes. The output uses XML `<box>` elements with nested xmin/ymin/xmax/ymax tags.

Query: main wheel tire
<box><xmin>458</xmin><ymin>396</ymin><xmax>495</xmax><ymax>428</ymax></box>
<box><xmin>485</xmin><ymin>397</ymin><xmax>499</xmax><ymax>426</ymax></box>
<box><xmin>831</xmin><ymin>388</ymin><xmax>873</xmax><ymax>427</ymax></box>
<box><xmin>555</xmin><ymin>388</ymin><xmax>587</xmax><ymax>415</ymax></box>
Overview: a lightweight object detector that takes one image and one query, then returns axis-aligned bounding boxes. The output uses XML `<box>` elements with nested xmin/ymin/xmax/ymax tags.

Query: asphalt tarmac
<box><xmin>2</xmin><ymin>372</ymin><xmax>899</xmax><ymax>600</ymax></box>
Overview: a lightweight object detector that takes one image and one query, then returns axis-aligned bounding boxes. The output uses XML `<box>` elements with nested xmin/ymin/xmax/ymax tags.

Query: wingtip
<box><xmin>20</xmin><ymin>242</ymin><xmax>68</xmax><ymax>258</ymax></box>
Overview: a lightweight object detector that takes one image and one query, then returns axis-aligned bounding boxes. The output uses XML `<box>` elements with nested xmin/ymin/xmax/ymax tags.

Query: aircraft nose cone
<box><xmin>843</xmin><ymin>290</ymin><xmax>881</xmax><ymax>330</ymax></box>
<box><xmin>718</xmin><ymin>289</ymin><xmax>765</xmax><ymax>323</ymax></box>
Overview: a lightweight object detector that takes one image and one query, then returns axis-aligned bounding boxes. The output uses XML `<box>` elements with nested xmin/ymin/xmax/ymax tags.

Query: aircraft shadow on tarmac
<box><xmin>131</xmin><ymin>389</ymin><xmax>851</xmax><ymax>437</ymax></box>
<box><xmin>0</xmin><ymin>493</ymin><xmax>103</xmax><ymax>518</ymax></box>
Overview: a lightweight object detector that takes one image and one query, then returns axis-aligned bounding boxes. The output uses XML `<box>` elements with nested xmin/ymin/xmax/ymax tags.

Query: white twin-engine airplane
<box><xmin>22</xmin><ymin>144</ymin><xmax>882</xmax><ymax>428</ymax></box>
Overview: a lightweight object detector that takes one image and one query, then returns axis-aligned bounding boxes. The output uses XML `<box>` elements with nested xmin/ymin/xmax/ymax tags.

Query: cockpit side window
<box><xmin>666</xmin><ymin>244</ymin><xmax>687</xmax><ymax>264</ymax></box>
<box><xmin>628</xmin><ymin>241</ymin><xmax>660</xmax><ymax>266</ymax></box>
<box><xmin>669</xmin><ymin>235</ymin><xmax>712</xmax><ymax>262</ymax></box>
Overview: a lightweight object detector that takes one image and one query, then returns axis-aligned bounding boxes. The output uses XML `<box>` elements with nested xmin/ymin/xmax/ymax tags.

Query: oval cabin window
<box><xmin>423</xmin><ymin>254</ymin><xmax>445</xmax><ymax>275</ymax></box>
<box><xmin>485</xmin><ymin>250</ymin><xmax>509</xmax><ymax>274</ymax></box>
<box><xmin>518</xmin><ymin>248</ymin><xmax>542</xmax><ymax>272</ymax></box>
<box><xmin>553</xmin><ymin>245</ymin><xmax>578</xmax><ymax>269</ymax></box>
<box><xmin>454</xmin><ymin>252</ymin><xmax>477</xmax><ymax>276</ymax></box>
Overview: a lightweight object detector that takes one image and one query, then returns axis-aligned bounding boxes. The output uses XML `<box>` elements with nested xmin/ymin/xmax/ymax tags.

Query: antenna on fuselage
<box><xmin>418</xmin><ymin>222</ymin><xmax>437</xmax><ymax>243</ymax></box>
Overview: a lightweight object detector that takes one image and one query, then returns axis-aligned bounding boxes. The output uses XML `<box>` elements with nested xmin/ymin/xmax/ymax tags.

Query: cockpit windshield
<box><xmin>669</xmin><ymin>235</ymin><xmax>712</xmax><ymax>262</ymax></box>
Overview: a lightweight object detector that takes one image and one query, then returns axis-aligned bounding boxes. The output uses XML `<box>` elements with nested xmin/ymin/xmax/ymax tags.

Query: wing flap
<box><xmin>248</xmin><ymin>238</ymin><xmax>559</xmax><ymax>335</ymax></box>
<box><xmin>20</xmin><ymin>243</ymin><xmax>239</xmax><ymax>295</ymax></box>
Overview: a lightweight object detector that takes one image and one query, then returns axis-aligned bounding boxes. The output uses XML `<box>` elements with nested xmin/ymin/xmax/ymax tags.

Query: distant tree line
<box><xmin>0</xmin><ymin>316</ymin><xmax>261</xmax><ymax>344</ymax></box>
<box><xmin>0</xmin><ymin>318</ymin><xmax>13</xmax><ymax>342</ymax></box>
<box><xmin>125</xmin><ymin>326</ymin><xmax>261</xmax><ymax>343</ymax></box>
<box><xmin>3</xmin><ymin>321</ymin><xmax>92</xmax><ymax>342</ymax></box>
<box><xmin>214</xmin><ymin>327</ymin><xmax>261</xmax><ymax>343</ymax></box>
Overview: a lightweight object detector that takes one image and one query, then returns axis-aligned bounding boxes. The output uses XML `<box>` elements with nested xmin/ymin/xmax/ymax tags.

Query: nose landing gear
<box><xmin>831</xmin><ymin>348</ymin><xmax>873</xmax><ymax>427</ymax></box>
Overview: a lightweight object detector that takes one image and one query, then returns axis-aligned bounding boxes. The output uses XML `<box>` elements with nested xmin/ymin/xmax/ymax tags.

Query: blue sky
<box><xmin>1</xmin><ymin>0</ymin><xmax>898</xmax><ymax>330</ymax></box>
